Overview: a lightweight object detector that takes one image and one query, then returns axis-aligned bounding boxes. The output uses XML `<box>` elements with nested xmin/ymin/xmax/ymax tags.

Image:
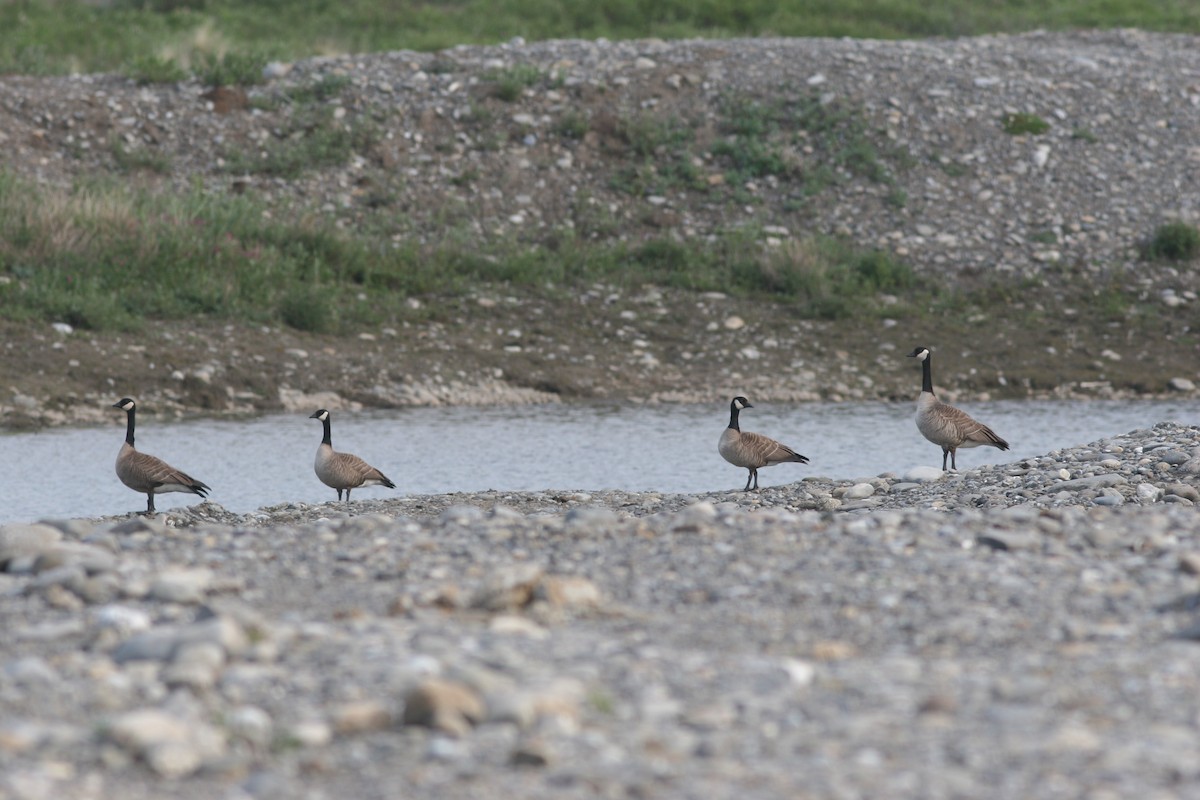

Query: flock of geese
<box><xmin>717</xmin><ymin>346</ymin><xmax>1009</xmax><ymax>490</ymax></box>
<box><xmin>112</xmin><ymin>399</ymin><xmax>395</xmax><ymax>514</ymax></box>
<box><xmin>109</xmin><ymin>345</ymin><xmax>1010</xmax><ymax>514</ymax></box>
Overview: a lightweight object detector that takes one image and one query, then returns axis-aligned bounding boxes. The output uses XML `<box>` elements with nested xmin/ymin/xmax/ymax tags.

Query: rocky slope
<box><xmin>0</xmin><ymin>30</ymin><xmax>1199</xmax><ymax>428</ymax></box>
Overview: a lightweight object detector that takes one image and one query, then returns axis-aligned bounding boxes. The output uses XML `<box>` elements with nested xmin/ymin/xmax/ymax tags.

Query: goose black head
<box><xmin>309</xmin><ymin>409</ymin><xmax>330</xmax><ymax>421</ymax></box>
<box><xmin>907</xmin><ymin>347</ymin><xmax>930</xmax><ymax>361</ymax></box>
<box><xmin>731</xmin><ymin>396</ymin><xmax>753</xmax><ymax>410</ymax></box>
<box><xmin>112</xmin><ymin>398</ymin><xmax>136</xmax><ymax>412</ymax></box>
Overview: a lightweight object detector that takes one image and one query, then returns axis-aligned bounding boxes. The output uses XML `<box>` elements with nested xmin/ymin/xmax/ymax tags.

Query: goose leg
<box><xmin>752</xmin><ymin>469</ymin><xmax>760</xmax><ymax>491</ymax></box>
<box><xmin>146</xmin><ymin>494</ymin><xmax>155</xmax><ymax>514</ymax></box>
<box><xmin>941</xmin><ymin>449</ymin><xmax>950</xmax><ymax>471</ymax></box>
<box><xmin>345</xmin><ymin>489</ymin><xmax>352</xmax><ymax>503</ymax></box>
<box><xmin>950</xmin><ymin>449</ymin><xmax>957</xmax><ymax>471</ymax></box>
<box><xmin>743</xmin><ymin>471</ymin><xmax>753</xmax><ymax>492</ymax></box>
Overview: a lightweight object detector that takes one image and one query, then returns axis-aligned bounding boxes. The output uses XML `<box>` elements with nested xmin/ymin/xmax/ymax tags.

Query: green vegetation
<box><xmin>0</xmin><ymin>172</ymin><xmax>920</xmax><ymax>332</ymax></box>
<box><xmin>195</xmin><ymin>50</ymin><xmax>268</xmax><ymax>87</ymax></box>
<box><xmin>123</xmin><ymin>54</ymin><xmax>188</xmax><ymax>85</ymax></box>
<box><xmin>1</xmin><ymin>1</ymin><xmax>1192</xmax><ymax>337</ymax></box>
<box><xmin>1001</xmin><ymin>112</ymin><xmax>1050</xmax><ymax>136</ymax></box>
<box><xmin>1029</xmin><ymin>230</ymin><xmax>1058</xmax><ymax>245</ymax></box>
<box><xmin>552</xmin><ymin>109</ymin><xmax>589</xmax><ymax>140</ymax></box>
<box><xmin>282</xmin><ymin>74</ymin><xmax>352</xmax><ymax>105</ymax></box>
<box><xmin>607</xmin><ymin>112</ymin><xmax>703</xmax><ymax>196</ymax></box>
<box><xmin>1144</xmin><ymin>221</ymin><xmax>1200</xmax><ymax>262</ymax></box>
<box><xmin>3</xmin><ymin>1</ymin><xmax>1199</xmax><ymax>78</ymax></box>
<box><xmin>221</xmin><ymin>109</ymin><xmax>377</xmax><ymax>179</ymax></box>
<box><xmin>601</xmin><ymin>90</ymin><xmax>907</xmax><ymax>203</ymax></box>
<box><xmin>109</xmin><ymin>137</ymin><xmax>172</xmax><ymax>174</ymax></box>
<box><xmin>484</xmin><ymin>64</ymin><xmax>546</xmax><ymax>102</ymax></box>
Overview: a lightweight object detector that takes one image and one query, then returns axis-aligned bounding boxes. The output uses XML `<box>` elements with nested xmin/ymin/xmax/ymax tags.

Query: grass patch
<box><xmin>3</xmin><ymin>1</ymin><xmax>1200</xmax><ymax>78</ymax></box>
<box><xmin>0</xmin><ymin>170</ymin><xmax>925</xmax><ymax>331</ymax></box>
<box><xmin>1001</xmin><ymin>112</ymin><xmax>1050</xmax><ymax>136</ymax></box>
<box><xmin>747</xmin><ymin>237</ymin><xmax>919</xmax><ymax>318</ymax></box>
<box><xmin>1144</xmin><ymin>221</ymin><xmax>1200</xmax><ymax>262</ymax></box>
<box><xmin>483</xmin><ymin>64</ymin><xmax>545</xmax><ymax>101</ymax></box>
<box><xmin>123</xmin><ymin>54</ymin><xmax>188</xmax><ymax>84</ymax></box>
<box><xmin>552</xmin><ymin>109</ymin><xmax>590</xmax><ymax>140</ymax></box>
<box><xmin>711</xmin><ymin>90</ymin><xmax>908</xmax><ymax>206</ymax></box>
<box><xmin>109</xmin><ymin>137</ymin><xmax>172</xmax><ymax>174</ymax></box>
<box><xmin>279</xmin><ymin>286</ymin><xmax>335</xmax><ymax>332</ymax></box>
<box><xmin>605</xmin><ymin>112</ymin><xmax>703</xmax><ymax>196</ymax></box>
<box><xmin>222</xmin><ymin>108</ymin><xmax>377</xmax><ymax>178</ymax></box>
<box><xmin>283</xmin><ymin>74</ymin><xmax>353</xmax><ymax>105</ymax></box>
<box><xmin>0</xmin><ymin>172</ymin><xmax>375</xmax><ymax>331</ymax></box>
<box><xmin>195</xmin><ymin>50</ymin><xmax>268</xmax><ymax>87</ymax></box>
<box><xmin>1029</xmin><ymin>229</ymin><xmax>1058</xmax><ymax>245</ymax></box>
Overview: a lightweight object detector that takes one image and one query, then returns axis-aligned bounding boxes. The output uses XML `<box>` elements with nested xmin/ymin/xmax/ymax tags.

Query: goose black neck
<box><xmin>319</xmin><ymin>416</ymin><xmax>332</xmax><ymax>446</ymax></box>
<box><xmin>727</xmin><ymin>401</ymin><xmax>741</xmax><ymax>431</ymax></box>
<box><xmin>124</xmin><ymin>407</ymin><xmax>136</xmax><ymax>446</ymax></box>
<box><xmin>921</xmin><ymin>355</ymin><xmax>934</xmax><ymax>394</ymax></box>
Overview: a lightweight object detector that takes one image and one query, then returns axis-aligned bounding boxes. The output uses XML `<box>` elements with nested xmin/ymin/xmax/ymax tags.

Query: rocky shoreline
<box><xmin>3</xmin><ymin>421</ymin><xmax>1200</xmax><ymax>798</ymax></box>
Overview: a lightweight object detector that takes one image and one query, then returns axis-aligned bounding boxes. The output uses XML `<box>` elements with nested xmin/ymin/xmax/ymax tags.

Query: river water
<box><xmin>2</xmin><ymin>399</ymin><xmax>1199</xmax><ymax>524</ymax></box>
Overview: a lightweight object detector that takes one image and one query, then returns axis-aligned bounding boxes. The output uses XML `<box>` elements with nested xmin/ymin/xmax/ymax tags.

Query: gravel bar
<box><xmin>2</xmin><ymin>421</ymin><xmax>1200</xmax><ymax>799</ymax></box>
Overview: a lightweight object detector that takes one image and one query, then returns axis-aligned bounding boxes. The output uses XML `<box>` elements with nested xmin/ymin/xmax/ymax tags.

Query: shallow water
<box><xmin>2</xmin><ymin>398</ymin><xmax>1199</xmax><ymax>524</ymax></box>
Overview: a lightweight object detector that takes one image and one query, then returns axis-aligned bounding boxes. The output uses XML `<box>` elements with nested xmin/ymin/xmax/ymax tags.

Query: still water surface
<box><xmin>3</xmin><ymin>399</ymin><xmax>1199</xmax><ymax>523</ymax></box>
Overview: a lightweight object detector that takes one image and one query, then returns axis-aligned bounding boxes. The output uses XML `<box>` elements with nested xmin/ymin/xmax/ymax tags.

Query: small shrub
<box><xmin>734</xmin><ymin>236</ymin><xmax>917</xmax><ymax>318</ymax></box>
<box><xmin>284</xmin><ymin>74</ymin><xmax>351</xmax><ymax>105</ymax></box>
<box><xmin>485</xmin><ymin>64</ymin><xmax>543</xmax><ymax>102</ymax></box>
<box><xmin>110</xmin><ymin>137</ymin><xmax>171</xmax><ymax>174</ymax></box>
<box><xmin>615</xmin><ymin>113</ymin><xmax>692</xmax><ymax>157</ymax></box>
<box><xmin>449</xmin><ymin>168</ymin><xmax>478</xmax><ymax>187</ymax></box>
<box><xmin>1001</xmin><ymin>112</ymin><xmax>1050</xmax><ymax>136</ymax></box>
<box><xmin>279</xmin><ymin>286</ymin><xmax>333</xmax><ymax>332</ymax></box>
<box><xmin>124</xmin><ymin>54</ymin><xmax>187</xmax><ymax>85</ymax></box>
<box><xmin>196</xmin><ymin>51</ymin><xmax>267</xmax><ymax>88</ymax></box>
<box><xmin>1071</xmin><ymin>127</ymin><xmax>1098</xmax><ymax>143</ymax></box>
<box><xmin>885</xmin><ymin>187</ymin><xmax>907</xmax><ymax>208</ymax></box>
<box><xmin>427</xmin><ymin>57</ymin><xmax>458</xmax><ymax>75</ymax></box>
<box><xmin>553</xmin><ymin>110</ymin><xmax>589</xmax><ymax>140</ymax></box>
<box><xmin>712</xmin><ymin>137</ymin><xmax>787</xmax><ymax>180</ymax></box>
<box><xmin>223</xmin><ymin>109</ymin><xmax>376</xmax><ymax>178</ymax></box>
<box><xmin>1145</xmin><ymin>221</ymin><xmax>1200</xmax><ymax>261</ymax></box>
<box><xmin>0</xmin><ymin>45</ymin><xmax>54</xmax><ymax>76</ymax></box>
<box><xmin>1029</xmin><ymin>229</ymin><xmax>1058</xmax><ymax>245</ymax></box>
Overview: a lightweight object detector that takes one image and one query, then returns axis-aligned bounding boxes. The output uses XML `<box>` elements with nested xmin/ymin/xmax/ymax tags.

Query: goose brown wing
<box><xmin>125</xmin><ymin>450</ymin><xmax>210</xmax><ymax>494</ymax></box>
<box><xmin>740</xmin><ymin>431</ymin><xmax>810</xmax><ymax>466</ymax></box>
<box><xmin>331</xmin><ymin>451</ymin><xmax>394</xmax><ymax>487</ymax></box>
<box><xmin>944</xmin><ymin>404</ymin><xmax>1009</xmax><ymax>450</ymax></box>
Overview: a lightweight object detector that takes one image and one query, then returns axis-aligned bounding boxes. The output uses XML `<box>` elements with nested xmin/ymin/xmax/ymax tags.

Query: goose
<box><xmin>111</xmin><ymin>398</ymin><xmax>211</xmax><ymax>514</ymax></box>
<box><xmin>309</xmin><ymin>409</ymin><xmax>396</xmax><ymax>501</ymax></box>
<box><xmin>718</xmin><ymin>396</ymin><xmax>809</xmax><ymax>491</ymax></box>
<box><xmin>907</xmin><ymin>346</ymin><xmax>1009</xmax><ymax>470</ymax></box>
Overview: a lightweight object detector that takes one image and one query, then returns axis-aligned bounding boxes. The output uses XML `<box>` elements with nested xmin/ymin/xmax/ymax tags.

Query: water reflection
<box><xmin>2</xmin><ymin>399</ymin><xmax>1198</xmax><ymax>523</ymax></box>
